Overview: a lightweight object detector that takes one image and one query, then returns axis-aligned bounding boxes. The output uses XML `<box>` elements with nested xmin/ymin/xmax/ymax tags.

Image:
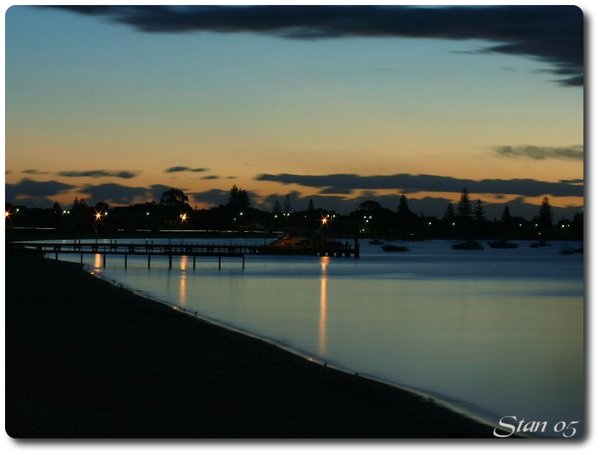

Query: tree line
<box><xmin>5</xmin><ymin>186</ymin><xmax>583</xmax><ymax>241</ymax></box>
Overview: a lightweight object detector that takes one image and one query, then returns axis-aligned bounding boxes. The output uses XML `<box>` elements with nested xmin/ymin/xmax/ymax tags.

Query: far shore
<box><xmin>6</xmin><ymin>248</ymin><xmax>495</xmax><ymax>438</ymax></box>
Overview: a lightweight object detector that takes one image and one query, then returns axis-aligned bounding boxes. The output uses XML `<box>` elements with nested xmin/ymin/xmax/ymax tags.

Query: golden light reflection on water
<box><xmin>93</xmin><ymin>253</ymin><xmax>102</xmax><ymax>272</ymax></box>
<box><xmin>318</xmin><ymin>256</ymin><xmax>329</xmax><ymax>356</ymax></box>
<box><xmin>179</xmin><ymin>256</ymin><xmax>188</xmax><ymax>306</ymax></box>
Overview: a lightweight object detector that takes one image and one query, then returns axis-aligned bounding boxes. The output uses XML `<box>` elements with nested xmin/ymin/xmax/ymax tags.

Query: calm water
<box><xmin>53</xmin><ymin>238</ymin><xmax>584</xmax><ymax>431</ymax></box>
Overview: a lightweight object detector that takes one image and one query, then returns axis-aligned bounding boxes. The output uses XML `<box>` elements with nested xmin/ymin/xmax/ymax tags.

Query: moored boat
<box><xmin>488</xmin><ymin>239</ymin><xmax>519</xmax><ymax>249</ymax></box>
<box><xmin>452</xmin><ymin>240</ymin><xmax>484</xmax><ymax>250</ymax></box>
<box><xmin>381</xmin><ymin>244</ymin><xmax>409</xmax><ymax>252</ymax></box>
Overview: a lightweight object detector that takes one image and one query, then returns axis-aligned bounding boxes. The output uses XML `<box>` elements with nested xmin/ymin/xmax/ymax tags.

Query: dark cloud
<box><xmin>55</xmin><ymin>5</ymin><xmax>583</xmax><ymax>86</ymax></box>
<box><xmin>201</xmin><ymin>175</ymin><xmax>220</xmax><ymax>180</ymax></box>
<box><xmin>256</xmin><ymin>173</ymin><xmax>583</xmax><ymax>198</ymax></box>
<box><xmin>58</xmin><ymin>169</ymin><xmax>138</xmax><ymax>179</ymax></box>
<box><xmin>189</xmin><ymin>189</ymin><xmax>230</xmax><ymax>207</ymax></box>
<box><xmin>80</xmin><ymin>183</ymin><xmax>149</xmax><ymax>205</ymax></box>
<box><xmin>5</xmin><ymin>179</ymin><xmax>76</xmax><ymax>203</ymax></box>
<box><xmin>22</xmin><ymin>169</ymin><xmax>50</xmax><ymax>175</ymax></box>
<box><xmin>6</xmin><ymin>179</ymin><xmax>75</xmax><ymax>208</ymax></box>
<box><xmin>165</xmin><ymin>166</ymin><xmax>208</xmax><ymax>173</ymax></box>
<box><xmin>494</xmin><ymin>145</ymin><xmax>583</xmax><ymax>161</ymax></box>
<box><xmin>560</xmin><ymin>178</ymin><xmax>584</xmax><ymax>185</ymax></box>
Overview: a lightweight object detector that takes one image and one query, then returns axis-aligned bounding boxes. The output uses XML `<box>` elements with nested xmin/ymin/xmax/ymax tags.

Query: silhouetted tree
<box><xmin>359</xmin><ymin>200</ymin><xmax>382</xmax><ymax>213</ymax></box>
<box><xmin>272</xmin><ymin>199</ymin><xmax>282</xmax><ymax>215</ymax></box>
<box><xmin>397</xmin><ymin>195</ymin><xmax>412</xmax><ymax>217</ymax></box>
<box><xmin>95</xmin><ymin>201</ymin><xmax>109</xmax><ymax>213</ymax></box>
<box><xmin>308</xmin><ymin>199</ymin><xmax>315</xmax><ymax>212</ymax></box>
<box><xmin>473</xmin><ymin>199</ymin><xmax>485</xmax><ymax>222</ymax></box>
<box><xmin>443</xmin><ymin>203</ymin><xmax>455</xmax><ymax>221</ymax></box>
<box><xmin>397</xmin><ymin>194</ymin><xmax>415</xmax><ymax>232</ymax></box>
<box><xmin>456</xmin><ymin>188</ymin><xmax>472</xmax><ymax>220</ymax></box>
<box><xmin>283</xmin><ymin>194</ymin><xmax>291</xmax><ymax>214</ymax></box>
<box><xmin>70</xmin><ymin>197</ymin><xmax>88</xmax><ymax>213</ymax></box>
<box><xmin>227</xmin><ymin>185</ymin><xmax>250</xmax><ymax>212</ymax></box>
<box><xmin>537</xmin><ymin>196</ymin><xmax>553</xmax><ymax>229</ymax></box>
<box><xmin>501</xmin><ymin>206</ymin><xmax>511</xmax><ymax>225</ymax></box>
<box><xmin>160</xmin><ymin>188</ymin><xmax>189</xmax><ymax>207</ymax></box>
<box><xmin>52</xmin><ymin>201</ymin><xmax>62</xmax><ymax>214</ymax></box>
<box><xmin>572</xmin><ymin>212</ymin><xmax>583</xmax><ymax>239</ymax></box>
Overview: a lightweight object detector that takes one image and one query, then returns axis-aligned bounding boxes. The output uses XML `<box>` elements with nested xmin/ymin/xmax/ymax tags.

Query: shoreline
<box><xmin>87</xmin><ymin>265</ymin><xmax>500</xmax><ymax>431</ymax></box>
<box><xmin>6</xmin><ymin>248</ymin><xmax>495</xmax><ymax>438</ymax></box>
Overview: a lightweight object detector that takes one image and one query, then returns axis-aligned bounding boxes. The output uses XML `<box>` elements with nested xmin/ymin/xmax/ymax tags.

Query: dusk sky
<box><xmin>5</xmin><ymin>5</ymin><xmax>584</xmax><ymax>218</ymax></box>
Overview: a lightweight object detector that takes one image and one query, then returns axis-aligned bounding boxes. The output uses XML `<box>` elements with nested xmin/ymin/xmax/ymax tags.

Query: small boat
<box><xmin>488</xmin><ymin>239</ymin><xmax>519</xmax><ymax>249</ymax></box>
<box><xmin>452</xmin><ymin>240</ymin><xmax>484</xmax><ymax>250</ymax></box>
<box><xmin>369</xmin><ymin>239</ymin><xmax>384</xmax><ymax>245</ymax></box>
<box><xmin>560</xmin><ymin>245</ymin><xmax>584</xmax><ymax>255</ymax></box>
<box><xmin>381</xmin><ymin>244</ymin><xmax>409</xmax><ymax>252</ymax></box>
<box><xmin>530</xmin><ymin>240</ymin><xmax>551</xmax><ymax>248</ymax></box>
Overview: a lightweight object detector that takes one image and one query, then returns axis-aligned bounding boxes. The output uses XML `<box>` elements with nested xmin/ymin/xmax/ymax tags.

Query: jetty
<box><xmin>13</xmin><ymin>239</ymin><xmax>360</xmax><ymax>270</ymax></box>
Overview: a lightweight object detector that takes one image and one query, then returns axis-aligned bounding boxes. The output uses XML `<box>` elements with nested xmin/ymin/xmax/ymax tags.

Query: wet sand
<box><xmin>6</xmin><ymin>248</ymin><xmax>494</xmax><ymax>438</ymax></box>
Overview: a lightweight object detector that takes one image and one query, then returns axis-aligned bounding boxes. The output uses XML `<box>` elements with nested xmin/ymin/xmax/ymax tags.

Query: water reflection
<box><xmin>179</xmin><ymin>256</ymin><xmax>188</xmax><ymax>306</ymax></box>
<box><xmin>318</xmin><ymin>256</ymin><xmax>329</xmax><ymax>356</ymax></box>
<box><xmin>93</xmin><ymin>253</ymin><xmax>102</xmax><ymax>272</ymax></box>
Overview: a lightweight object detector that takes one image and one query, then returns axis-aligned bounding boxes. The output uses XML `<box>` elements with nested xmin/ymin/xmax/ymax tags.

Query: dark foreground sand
<box><xmin>6</xmin><ymin>248</ymin><xmax>494</xmax><ymax>438</ymax></box>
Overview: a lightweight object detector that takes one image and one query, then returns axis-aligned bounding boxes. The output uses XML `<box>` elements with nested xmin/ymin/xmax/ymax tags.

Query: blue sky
<box><xmin>5</xmin><ymin>5</ymin><xmax>583</xmax><ymax>218</ymax></box>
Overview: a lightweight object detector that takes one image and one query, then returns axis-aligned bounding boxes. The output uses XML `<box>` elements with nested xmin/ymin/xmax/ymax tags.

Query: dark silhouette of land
<box><xmin>6</xmin><ymin>248</ymin><xmax>494</xmax><ymax>438</ymax></box>
<box><xmin>5</xmin><ymin>187</ymin><xmax>583</xmax><ymax>243</ymax></box>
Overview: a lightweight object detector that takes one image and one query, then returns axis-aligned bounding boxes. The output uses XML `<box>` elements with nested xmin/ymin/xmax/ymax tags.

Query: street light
<box><xmin>179</xmin><ymin>213</ymin><xmax>188</xmax><ymax>244</ymax></box>
<box><xmin>94</xmin><ymin>211</ymin><xmax>103</xmax><ymax>243</ymax></box>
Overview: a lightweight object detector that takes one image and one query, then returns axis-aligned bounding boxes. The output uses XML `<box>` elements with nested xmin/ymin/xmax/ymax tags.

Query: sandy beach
<box><xmin>6</xmin><ymin>248</ymin><xmax>494</xmax><ymax>438</ymax></box>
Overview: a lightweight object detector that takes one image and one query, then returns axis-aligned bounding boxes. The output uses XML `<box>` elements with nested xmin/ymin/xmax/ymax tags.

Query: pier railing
<box><xmin>14</xmin><ymin>240</ymin><xmax>359</xmax><ymax>269</ymax></box>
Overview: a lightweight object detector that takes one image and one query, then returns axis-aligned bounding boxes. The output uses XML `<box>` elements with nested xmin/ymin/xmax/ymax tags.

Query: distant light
<box><xmin>5</xmin><ymin>211</ymin><xmax>9</xmax><ymax>218</ymax></box>
<box><xmin>428</xmin><ymin>221</ymin><xmax>432</xmax><ymax>225</ymax></box>
<box><xmin>146</xmin><ymin>212</ymin><xmax>150</xmax><ymax>216</ymax></box>
<box><xmin>104</xmin><ymin>211</ymin><xmax>108</xmax><ymax>216</ymax></box>
<box><xmin>561</xmin><ymin>224</ymin><xmax>565</xmax><ymax>228</ymax></box>
<box><xmin>180</xmin><ymin>213</ymin><xmax>187</xmax><ymax>222</ymax></box>
<box><xmin>274</xmin><ymin>214</ymin><xmax>278</xmax><ymax>219</ymax></box>
<box><xmin>321</xmin><ymin>216</ymin><xmax>328</xmax><ymax>226</ymax></box>
<box><xmin>519</xmin><ymin>223</ymin><xmax>522</xmax><ymax>227</ymax></box>
<box><xmin>16</xmin><ymin>208</ymin><xmax>19</xmax><ymax>213</ymax></box>
<box><xmin>63</xmin><ymin>210</ymin><xmax>67</xmax><ymax>214</ymax></box>
<box><xmin>452</xmin><ymin>222</ymin><xmax>456</xmax><ymax>226</ymax></box>
<box><xmin>95</xmin><ymin>212</ymin><xmax>102</xmax><ymax>221</ymax></box>
<box><xmin>240</xmin><ymin>212</ymin><xmax>243</xmax><ymax>216</ymax></box>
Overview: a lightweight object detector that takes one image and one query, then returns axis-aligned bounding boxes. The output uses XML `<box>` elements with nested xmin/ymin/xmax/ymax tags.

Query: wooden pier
<box><xmin>16</xmin><ymin>240</ymin><xmax>359</xmax><ymax>270</ymax></box>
